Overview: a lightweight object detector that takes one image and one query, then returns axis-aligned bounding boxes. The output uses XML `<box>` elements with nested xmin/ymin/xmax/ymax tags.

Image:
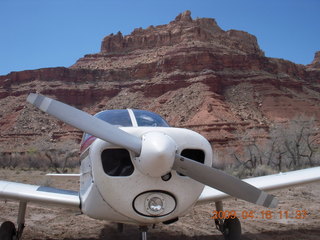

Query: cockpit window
<box><xmin>94</xmin><ymin>110</ymin><xmax>132</xmax><ymax>127</ymax></box>
<box><xmin>133</xmin><ymin>110</ymin><xmax>169</xmax><ymax>127</ymax></box>
<box><xmin>81</xmin><ymin>109</ymin><xmax>169</xmax><ymax>148</ymax></box>
<box><xmin>81</xmin><ymin>110</ymin><xmax>132</xmax><ymax>146</ymax></box>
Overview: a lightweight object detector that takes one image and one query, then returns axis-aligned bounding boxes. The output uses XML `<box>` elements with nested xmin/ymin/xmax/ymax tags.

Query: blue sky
<box><xmin>0</xmin><ymin>0</ymin><xmax>319</xmax><ymax>75</ymax></box>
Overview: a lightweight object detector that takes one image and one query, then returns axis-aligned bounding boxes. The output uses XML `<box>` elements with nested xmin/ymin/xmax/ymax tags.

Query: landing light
<box><xmin>145</xmin><ymin>194</ymin><xmax>165</xmax><ymax>215</ymax></box>
<box><xmin>134</xmin><ymin>191</ymin><xmax>176</xmax><ymax>217</ymax></box>
<box><xmin>148</xmin><ymin>197</ymin><xmax>163</xmax><ymax>212</ymax></box>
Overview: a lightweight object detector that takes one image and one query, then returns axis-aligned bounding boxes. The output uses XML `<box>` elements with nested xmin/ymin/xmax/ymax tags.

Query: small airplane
<box><xmin>0</xmin><ymin>93</ymin><xmax>319</xmax><ymax>240</ymax></box>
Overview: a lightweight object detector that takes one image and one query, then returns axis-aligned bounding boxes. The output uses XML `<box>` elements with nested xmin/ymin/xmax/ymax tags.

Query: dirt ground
<box><xmin>0</xmin><ymin>169</ymin><xmax>319</xmax><ymax>240</ymax></box>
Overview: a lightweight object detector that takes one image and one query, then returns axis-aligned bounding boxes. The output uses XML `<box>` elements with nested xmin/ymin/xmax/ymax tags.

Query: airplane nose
<box><xmin>135</xmin><ymin>132</ymin><xmax>176</xmax><ymax>178</ymax></box>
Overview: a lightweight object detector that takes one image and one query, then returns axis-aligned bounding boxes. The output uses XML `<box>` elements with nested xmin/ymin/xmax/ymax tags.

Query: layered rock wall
<box><xmin>0</xmin><ymin>11</ymin><xmax>319</xmax><ymax>160</ymax></box>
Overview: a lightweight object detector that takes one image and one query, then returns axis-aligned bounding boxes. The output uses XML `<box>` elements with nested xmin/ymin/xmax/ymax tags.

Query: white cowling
<box><xmin>135</xmin><ymin>132</ymin><xmax>176</xmax><ymax>178</ymax></box>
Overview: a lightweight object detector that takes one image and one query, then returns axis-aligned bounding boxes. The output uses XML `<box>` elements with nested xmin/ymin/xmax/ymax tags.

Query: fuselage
<box><xmin>78</xmin><ymin>110</ymin><xmax>213</xmax><ymax>225</ymax></box>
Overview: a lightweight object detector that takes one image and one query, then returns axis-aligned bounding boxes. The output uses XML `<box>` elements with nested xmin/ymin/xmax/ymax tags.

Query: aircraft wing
<box><xmin>197</xmin><ymin>166</ymin><xmax>320</xmax><ymax>205</ymax></box>
<box><xmin>0</xmin><ymin>180</ymin><xmax>80</xmax><ymax>209</ymax></box>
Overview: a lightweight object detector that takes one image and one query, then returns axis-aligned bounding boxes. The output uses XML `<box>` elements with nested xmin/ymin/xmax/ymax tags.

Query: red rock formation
<box><xmin>79</xmin><ymin>10</ymin><xmax>263</xmax><ymax>72</ymax></box>
<box><xmin>308</xmin><ymin>51</ymin><xmax>320</xmax><ymax>69</ymax></box>
<box><xmin>0</xmin><ymin>11</ymin><xmax>319</xmax><ymax>160</ymax></box>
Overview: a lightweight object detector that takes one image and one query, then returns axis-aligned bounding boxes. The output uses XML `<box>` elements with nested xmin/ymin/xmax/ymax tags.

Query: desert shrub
<box><xmin>225</xmin><ymin>164</ymin><xmax>252</xmax><ymax>178</ymax></box>
<box><xmin>0</xmin><ymin>148</ymin><xmax>79</xmax><ymax>172</ymax></box>
<box><xmin>251</xmin><ymin>164</ymin><xmax>275</xmax><ymax>177</ymax></box>
<box><xmin>224</xmin><ymin>115</ymin><xmax>320</xmax><ymax>178</ymax></box>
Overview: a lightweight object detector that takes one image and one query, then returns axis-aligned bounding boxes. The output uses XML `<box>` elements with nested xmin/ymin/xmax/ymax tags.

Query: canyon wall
<box><xmin>1</xmin><ymin>11</ymin><xmax>319</xmax><ymax>164</ymax></box>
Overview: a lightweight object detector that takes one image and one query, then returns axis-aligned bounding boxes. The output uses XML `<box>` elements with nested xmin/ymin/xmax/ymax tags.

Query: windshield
<box><xmin>81</xmin><ymin>109</ymin><xmax>169</xmax><ymax>150</ymax></box>
<box><xmin>94</xmin><ymin>110</ymin><xmax>132</xmax><ymax>127</ymax></box>
<box><xmin>132</xmin><ymin>110</ymin><xmax>169</xmax><ymax>127</ymax></box>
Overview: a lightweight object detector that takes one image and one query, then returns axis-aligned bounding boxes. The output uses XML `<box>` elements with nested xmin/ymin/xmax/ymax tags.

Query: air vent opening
<box><xmin>178</xmin><ymin>149</ymin><xmax>205</xmax><ymax>176</ymax></box>
<box><xmin>101</xmin><ymin>149</ymin><xmax>134</xmax><ymax>176</ymax></box>
<box><xmin>181</xmin><ymin>149</ymin><xmax>205</xmax><ymax>164</ymax></box>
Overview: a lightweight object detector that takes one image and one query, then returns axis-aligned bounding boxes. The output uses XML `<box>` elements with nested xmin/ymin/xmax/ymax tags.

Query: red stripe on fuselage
<box><xmin>80</xmin><ymin>135</ymin><xmax>96</xmax><ymax>153</ymax></box>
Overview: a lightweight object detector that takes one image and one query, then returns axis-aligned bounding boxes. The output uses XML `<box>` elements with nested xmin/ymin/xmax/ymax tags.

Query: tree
<box><xmin>228</xmin><ymin>115</ymin><xmax>320</xmax><ymax>177</ymax></box>
<box><xmin>270</xmin><ymin>115</ymin><xmax>320</xmax><ymax>169</ymax></box>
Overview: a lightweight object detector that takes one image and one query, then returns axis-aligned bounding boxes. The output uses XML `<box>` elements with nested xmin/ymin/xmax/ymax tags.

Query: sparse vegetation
<box><xmin>0</xmin><ymin>147</ymin><xmax>79</xmax><ymax>173</ymax></box>
<box><xmin>224</xmin><ymin>115</ymin><xmax>320</xmax><ymax>178</ymax></box>
<box><xmin>1</xmin><ymin>116</ymin><xmax>319</xmax><ymax>178</ymax></box>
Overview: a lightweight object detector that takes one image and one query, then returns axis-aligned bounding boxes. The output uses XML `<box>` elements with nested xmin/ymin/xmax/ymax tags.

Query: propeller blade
<box><xmin>173</xmin><ymin>155</ymin><xmax>278</xmax><ymax>208</ymax></box>
<box><xmin>27</xmin><ymin>93</ymin><xmax>142</xmax><ymax>155</ymax></box>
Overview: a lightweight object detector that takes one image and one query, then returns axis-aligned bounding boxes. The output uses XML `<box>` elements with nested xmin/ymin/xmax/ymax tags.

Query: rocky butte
<box><xmin>0</xmin><ymin>11</ymin><xmax>319</xmax><ymax>164</ymax></box>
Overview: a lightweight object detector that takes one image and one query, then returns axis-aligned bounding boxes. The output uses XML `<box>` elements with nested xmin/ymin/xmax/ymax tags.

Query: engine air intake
<box><xmin>181</xmin><ymin>149</ymin><xmax>205</xmax><ymax>164</ymax></box>
<box><xmin>101</xmin><ymin>149</ymin><xmax>134</xmax><ymax>176</ymax></box>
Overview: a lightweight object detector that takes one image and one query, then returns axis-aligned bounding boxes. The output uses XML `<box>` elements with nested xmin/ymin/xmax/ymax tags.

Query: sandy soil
<box><xmin>0</xmin><ymin>169</ymin><xmax>319</xmax><ymax>240</ymax></box>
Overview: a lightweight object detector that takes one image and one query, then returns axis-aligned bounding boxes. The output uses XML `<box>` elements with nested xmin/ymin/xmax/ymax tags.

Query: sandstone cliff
<box><xmin>0</xmin><ymin>11</ymin><xmax>319</xmax><ymax>163</ymax></box>
<box><xmin>308</xmin><ymin>51</ymin><xmax>320</xmax><ymax>69</ymax></box>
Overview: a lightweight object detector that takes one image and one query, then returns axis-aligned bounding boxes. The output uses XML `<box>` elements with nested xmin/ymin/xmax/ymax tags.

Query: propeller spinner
<box><xmin>136</xmin><ymin>132</ymin><xmax>176</xmax><ymax>178</ymax></box>
<box><xmin>27</xmin><ymin>93</ymin><xmax>278</xmax><ymax>208</ymax></box>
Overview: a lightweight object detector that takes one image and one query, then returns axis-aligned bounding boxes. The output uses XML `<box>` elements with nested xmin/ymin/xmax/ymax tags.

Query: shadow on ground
<box><xmin>44</xmin><ymin>224</ymin><xmax>320</xmax><ymax>240</ymax></box>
